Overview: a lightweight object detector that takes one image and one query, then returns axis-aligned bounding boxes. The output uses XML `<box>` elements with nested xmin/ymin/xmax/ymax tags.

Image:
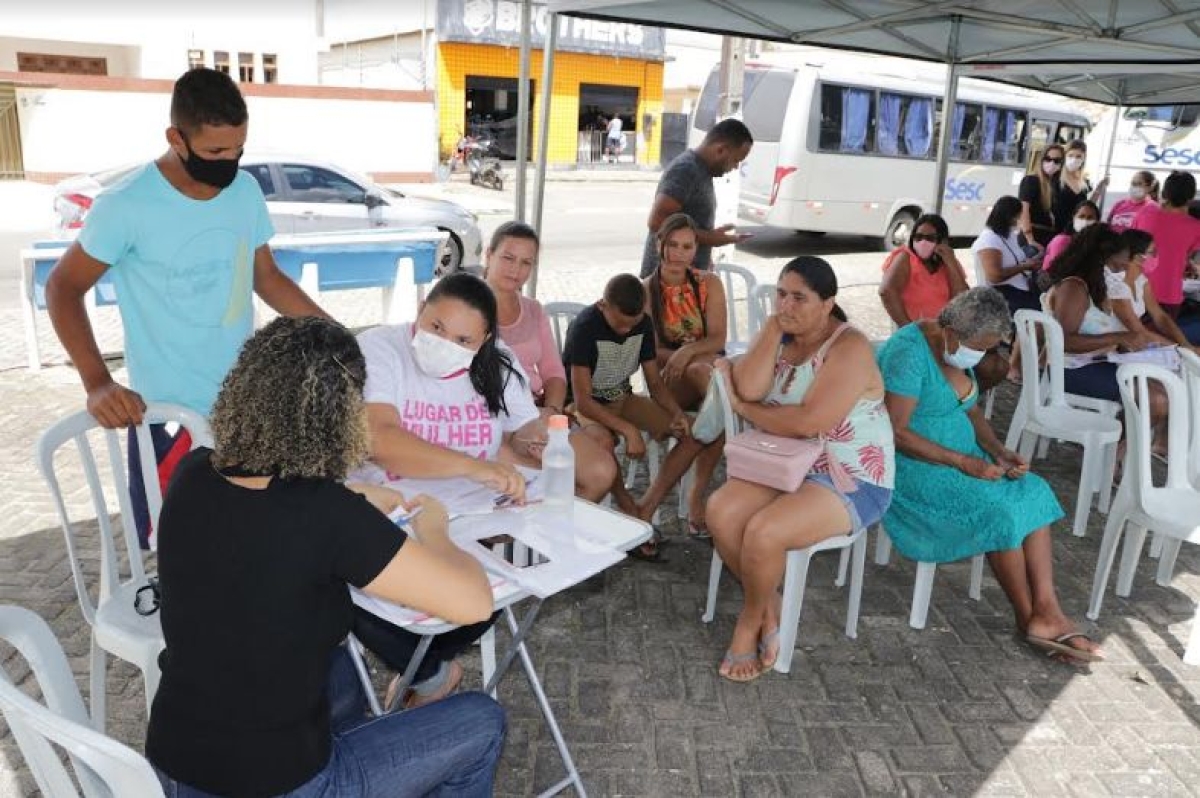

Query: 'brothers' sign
<box><xmin>437</xmin><ymin>0</ymin><xmax>666</xmax><ymax>61</ymax></box>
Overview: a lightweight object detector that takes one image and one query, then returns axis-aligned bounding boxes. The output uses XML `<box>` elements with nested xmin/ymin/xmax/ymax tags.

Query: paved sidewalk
<box><xmin>2</xmin><ymin>256</ymin><xmax>1200</xmax><ymax>796</ymax></box>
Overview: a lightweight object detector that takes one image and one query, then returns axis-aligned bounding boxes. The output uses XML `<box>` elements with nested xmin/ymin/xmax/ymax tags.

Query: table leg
<box><xmin>487</xmin><ymin>603</ymin><xmax>587</xmax><ymax>798</ymax></box>
<box><xmin>383</xmin><ymin>634</ymin><xmax>435</xmax><ymax>714</ymax></box>
<box><xmin>345</xmin><ymin>634</ymin><xmax>383</xmax><ymax>717</ymax></box>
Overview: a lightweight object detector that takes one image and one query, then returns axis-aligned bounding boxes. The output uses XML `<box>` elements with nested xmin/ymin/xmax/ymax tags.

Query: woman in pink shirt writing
<box><xmin>483</xmin><ymin>221</ymin><xmax>618</xmax><ymax>501</ymax></box>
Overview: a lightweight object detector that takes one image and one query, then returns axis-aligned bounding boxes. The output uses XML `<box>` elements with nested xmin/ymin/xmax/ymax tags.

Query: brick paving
<box><xmin>2</xmin><ymin>210</ymin><xmax>1200</xmax><ymax>796</ymax></box>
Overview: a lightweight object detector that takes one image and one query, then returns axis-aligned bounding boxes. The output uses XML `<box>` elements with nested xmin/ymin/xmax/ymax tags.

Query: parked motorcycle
<box><xmin>451</xmin><ymin>132</ymin><xmax>504</xmax><ymax>191</ymax></box>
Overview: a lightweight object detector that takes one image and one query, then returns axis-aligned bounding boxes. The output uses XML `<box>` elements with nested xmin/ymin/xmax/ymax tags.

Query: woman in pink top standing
<box><xmin>1107</xmin><ymin>171</ymin><xmax>1158</xmax><ymax>233</ymax></box>
<box><xmin>1133</xmin><ymin>170</ymin><xmax>1200</xmax><ymax>316</ymax></box>
<box><xmin>483</xmin><ymin>221</ymin><xmax>617</xmax><ymax>501</ymax></box>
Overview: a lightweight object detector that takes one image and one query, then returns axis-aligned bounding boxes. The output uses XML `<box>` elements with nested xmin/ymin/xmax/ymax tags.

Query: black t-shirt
<box><xmin>562</xmin><ymin>303</ymin><xmax>655</xmax><ymax>402</ymax></box>
<box><xmin>1018</xmin><ymin>174</ymin><xmax>1056</xmax><ymax>245</ymax></box>
<box><xmin>1054</xmin><ymin>180</ymin><xmax>1092</xmax><ymax>234</ymax></box>
<box><xmin>145</xmin><ymin>449</ymin><xmax>405</xmax><ymax>797</ymax></box>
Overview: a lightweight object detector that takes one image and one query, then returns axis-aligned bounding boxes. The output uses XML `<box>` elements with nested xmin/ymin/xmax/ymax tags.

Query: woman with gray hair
<box><xmin>876</xmin><ymin>288</ymin><xmax>1103</xmax><ymax>664</ymax></box>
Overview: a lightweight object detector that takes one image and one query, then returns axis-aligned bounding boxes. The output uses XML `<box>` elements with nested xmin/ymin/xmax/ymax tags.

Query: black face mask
<box><xmin>178</xmin><ymin>132</ymin><xmax>241</xmax><ymax>189</ymax></box>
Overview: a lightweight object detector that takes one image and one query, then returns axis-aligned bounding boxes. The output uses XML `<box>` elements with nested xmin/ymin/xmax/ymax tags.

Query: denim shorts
<box><xmin>806</xmin><ymin>473</ymin><xmax>893</xmax><ymax>531</ymax></box>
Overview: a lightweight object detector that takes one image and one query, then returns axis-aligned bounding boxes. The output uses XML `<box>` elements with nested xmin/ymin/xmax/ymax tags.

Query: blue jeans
<box><xmin>154</xmin><ymin>647</ymin><xmax>506</xmax><ymax>797</ymax></box>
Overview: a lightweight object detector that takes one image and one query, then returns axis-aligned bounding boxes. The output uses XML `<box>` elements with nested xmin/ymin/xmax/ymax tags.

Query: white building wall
<box><xmin>2</xmin><ymin>3</ymin><xmax>324</xmax><ymax>82</ymax></box>
<box><xmin>15</xmin><ymin>85</ymin><xmax>436</xmax><ymax>178</ymax></box>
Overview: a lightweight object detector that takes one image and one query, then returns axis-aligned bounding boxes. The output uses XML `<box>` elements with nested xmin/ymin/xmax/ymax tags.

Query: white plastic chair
<box><xmin>749</xmin><ymin>283</ymin><xmax>775</xmax><ymax>338</ymax></box>
<box><xmin>869</xmin><ymin>529</ymin><xmax>986</xmax><ymax>629</ymax></box>
<box><xmin>36</xmin><ymin>405</ymin><xmax>212</xmax><ymax>731</ymax></box>
<box><xmin>1087</xmin><ymin>364</ymin><xmax>1200</xmax><ymax>664</ymax></box>
<box><xmin>1150</xmin><ymin>349</ymin><xmax>1200</xmax><ymax>577</ymax></box>
<box><xmin>0</xmin><ymin>605</ymin><xmax>162</xmax><ymax>797</ymax></box>
<box><xmin>699</xmin><ymin>370</ymin><xmax>867</xmax><ymax>673</ymax></box>
<box><xmin>1182</xmin><ymin>349</ymin><xmax>1200</xmax><ymax>491</ymax></box>
<box><xmin>1004</xmin><ymin>310</ymin><xmax>1122</xmax><ymax>537</ymax></box>
<box><xmin>542</xmin><ymin>301</ymin><xmax>587</xmax><ymax>356</ymax></box>
<box><xmin>713</xmin><ymin>262</ymin><xmax>758</xmax><ymax>356</ymax></box>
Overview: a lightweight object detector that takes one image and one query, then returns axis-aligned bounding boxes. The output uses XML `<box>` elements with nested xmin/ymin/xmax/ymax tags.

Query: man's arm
<box><xmin>253</xmin><ymin>245</ymin><xmax>331</xmax><ymax>319</ymax></box>
<box><xmin>46</xmin><ymin>244</ymin><xmax>147</xmax><ymax>427</ymax></box>
<box><xmin>645</xmin><ymin>192</ymin><xmax>741</xmax><ymax>248</ymax></box>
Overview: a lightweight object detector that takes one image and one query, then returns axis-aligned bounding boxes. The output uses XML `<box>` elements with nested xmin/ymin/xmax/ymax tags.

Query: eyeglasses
<box><xmin>912</xmin><ymin>233</ymin><xmax>938</xmax><ymax>242</ymax></box>
<box><xmin>1043</xmin><ymin>156</ymin><xmax>1065</xmax><ymax>164</ymax></box>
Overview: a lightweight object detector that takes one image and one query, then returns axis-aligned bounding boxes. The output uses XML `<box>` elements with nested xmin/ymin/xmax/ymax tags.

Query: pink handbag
<box><xmin>725</xmin><ymin>430</ymin><xmax>823</xmax><ymax>493</ymax></box>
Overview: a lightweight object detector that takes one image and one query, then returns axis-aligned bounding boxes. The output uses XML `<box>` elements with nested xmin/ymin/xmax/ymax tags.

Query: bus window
<box><xmin>981</xmin><ymin>108</ymin><xmax>1027</xmax><ymax>164</ymax></box>
<box><xmin>1125</xmin><ymin>106</ymin><xmax>1176</xmax><ymax>123</ymax></box>
<box><xmin>819</xmin><ymin>84</ymin><xmax>875</xmax><ymax>153</ymax></box>
<box><xmin>741</xmin><ymin>70</ymin><xmax>796</xmax><ymax>143</ymax></box>
<box><xmin>1056</xmin><ymin>123</ymin><xmax>1085</xmax><ymax>144</ymax></box>
<box><xmin>952</xmin><ymin>102</ymin><xmax>983</xmax><ymax>160</ymax></box>
<box><xmin>877</xmin><ymin>92</ymin><xmax>934</xmax><ymax>157</ymax></box>
<box><xmin>1177</xmin><ymin>105</ymin><xmax>1200</xmax><ymax>128</ymax></box>
<box><xmin>694</xmin><ymin>71</ymin><xmax>721</xmax><ymax>133</ymax></box>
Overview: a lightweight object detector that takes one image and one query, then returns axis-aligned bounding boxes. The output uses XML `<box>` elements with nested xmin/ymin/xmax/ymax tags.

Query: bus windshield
<box><xmin>1124</xmin><ymin>105</ymin><xmax>1200</xmax><ymax>128</ymax></box>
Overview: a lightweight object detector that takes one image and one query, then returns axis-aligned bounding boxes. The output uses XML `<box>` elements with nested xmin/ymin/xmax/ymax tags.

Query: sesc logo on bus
<box><xmin>1143</xmin><ymin>144</ymin><xmax>1200</xmax><ymax>167</ymax></box>
<box><xmin>944</xmin><ymin>178</ymin><xmax>986</xmax><ymax>202</ymax></box>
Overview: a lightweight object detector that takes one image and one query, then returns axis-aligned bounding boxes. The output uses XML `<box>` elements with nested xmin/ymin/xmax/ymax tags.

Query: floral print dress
<box><xmin>763</xmin><ymin>323</ymin><xmax>895</xmax><ymax>490</ymax></box>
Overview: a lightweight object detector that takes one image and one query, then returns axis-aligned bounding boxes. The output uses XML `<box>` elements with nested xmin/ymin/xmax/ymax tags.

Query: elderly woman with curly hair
<box><xmin>877</xmin><ymin>288</ymin><xmax>1102</xmax><ymax>664</ymax></box>
<box><xmin>147</xmin><ymin>316</ymin><xmax>504</xmax><ymax>797</ymax></box>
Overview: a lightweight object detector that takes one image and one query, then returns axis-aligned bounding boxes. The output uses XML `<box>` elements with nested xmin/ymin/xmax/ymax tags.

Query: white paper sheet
<box><xmin>385</xmin><ymin>466</ymin><xmax>544</xmax><ymax>516</ymax></box>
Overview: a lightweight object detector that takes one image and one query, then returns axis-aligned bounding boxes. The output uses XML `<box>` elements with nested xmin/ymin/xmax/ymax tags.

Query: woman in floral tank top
<box><xmin>644</xmin><ymin>213</ymin><xmax>728</xmax><ymax>536</ymax></box>
<box><xmin>708</xmin><ymin>256</ymin><xmax>895</xmax><ymax>682</ymax></box>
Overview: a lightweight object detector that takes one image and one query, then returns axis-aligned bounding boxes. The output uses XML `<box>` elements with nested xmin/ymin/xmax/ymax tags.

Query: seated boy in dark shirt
<box><xmin>563</xmin><ymin>274</ymin><xmax>712</xmax><ymax>561</ymax></box>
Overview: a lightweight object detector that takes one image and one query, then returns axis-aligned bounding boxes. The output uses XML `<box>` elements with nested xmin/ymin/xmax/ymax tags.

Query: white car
<box><xmin>53</xmin><ymin>156</ymin><xmax>483</xmax><ymax>276</ymax></box>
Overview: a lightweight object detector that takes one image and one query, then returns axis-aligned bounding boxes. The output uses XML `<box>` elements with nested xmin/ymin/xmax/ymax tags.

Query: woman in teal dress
<box><xmin>876</xmin><ymin>287</ymin><xmax>1103</xmax><ymax>664</ymax></box>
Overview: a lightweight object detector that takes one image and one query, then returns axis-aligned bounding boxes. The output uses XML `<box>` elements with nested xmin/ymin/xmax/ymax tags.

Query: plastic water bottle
<box><xmin>540</xmin><ymin>414</ymin><xmax>575</xmax><ymax>523</ymax></box>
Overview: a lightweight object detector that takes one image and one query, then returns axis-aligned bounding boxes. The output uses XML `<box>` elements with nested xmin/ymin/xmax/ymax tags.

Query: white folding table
<box><xmin>348</xmin><ymin>498</ymin><xmax>651</xmax><ymax>798</ymax></box>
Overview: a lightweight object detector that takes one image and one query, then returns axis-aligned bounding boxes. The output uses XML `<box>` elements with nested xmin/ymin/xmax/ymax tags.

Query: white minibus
<box><xmin>692</xmin><ymin>61</ymin><xmax>1092</xmax><ymax>248</ymax></box>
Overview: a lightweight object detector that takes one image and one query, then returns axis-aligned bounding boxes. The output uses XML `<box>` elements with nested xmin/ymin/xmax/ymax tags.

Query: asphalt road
<box><xmin>0</xmin><ymin>178</ymin><xmax>894</xmax><ymax>313</ymax></box>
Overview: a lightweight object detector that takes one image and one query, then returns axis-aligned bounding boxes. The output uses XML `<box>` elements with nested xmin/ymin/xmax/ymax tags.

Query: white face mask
<box><xmin>1073</xmin><ymin>217</ymin><xmax>1096</xmax><ymax>233</ymax></box>
<box><xmin>944</xmin><ymin>341</ymin><xmax>986</xmax><ymax>370</ymax></box>
<box><xmin>1129</xmin><ymin>186</ymin><xmax>1146</xmax><ymax>201</ymax></box>
<box><xmin>1042</xmin><ymin>161</ymin><xmax>1061</xmax><ymax>176</ymax></box>
<box><xmin>411</xmin><ymin>327</ymin><xmax>476</xmax><ymax>378</ymax></box>
<box><xmin>1065</xmin><ymin>156</ymin><xmax>1084</xmax><ymax>172</ymax></box>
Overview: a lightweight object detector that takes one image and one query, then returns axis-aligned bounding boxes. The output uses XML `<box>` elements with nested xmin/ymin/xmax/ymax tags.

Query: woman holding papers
<box><xmin>353</xmin><ymin>270</ymin><xmax>544</xmax><ymax>712</ymax></box>
<box><xmin>482</xmin><ymin>220</ymin><xmax>618</xmax><ymax>501</ymax></box>
<box><xmin>1043</xmin><ymin>224</ymin><xmax>1170</xmax><ymax>454</ymax></box>
<box><xmin>147</xmin><ymin>316</ymin><xmax>504</xmax><ymax>797</ymax></box>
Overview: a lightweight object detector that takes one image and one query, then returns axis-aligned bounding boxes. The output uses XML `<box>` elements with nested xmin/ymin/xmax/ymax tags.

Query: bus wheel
<box><xmin>882</xmin><ymin>211</ymin><xmax>916</xmax><ymax>251</ymax></box>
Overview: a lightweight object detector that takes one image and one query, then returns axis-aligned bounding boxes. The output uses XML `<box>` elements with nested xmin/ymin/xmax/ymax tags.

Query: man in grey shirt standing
<box><xmin>640</xmin><ymin>118</ymin><xmax>754</xmax><ymax>277</ymax></box>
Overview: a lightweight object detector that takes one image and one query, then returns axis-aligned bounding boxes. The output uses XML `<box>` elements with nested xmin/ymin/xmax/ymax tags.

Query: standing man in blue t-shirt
<box><xmin>47</xmin><ymin>67</ymin><xmax>328</xmax><ymax>542</ymax></box>
<box><xmin>639</xmin><ymin>118</ymin><xmax>754</xmax><ymax>277</ymax></box>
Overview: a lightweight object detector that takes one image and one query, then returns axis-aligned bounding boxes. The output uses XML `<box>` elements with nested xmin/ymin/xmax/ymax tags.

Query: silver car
<box><xmin>53</xmin><ymin>155</ymin><xmax>483</xmax><ymax>275</ymax></box>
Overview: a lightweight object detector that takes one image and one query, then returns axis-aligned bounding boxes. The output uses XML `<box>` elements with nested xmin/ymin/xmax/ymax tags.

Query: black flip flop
<box><xmin>628</xmin><ymin>541</ymin><xmax>667</xmax><ymax>563</ymax></box>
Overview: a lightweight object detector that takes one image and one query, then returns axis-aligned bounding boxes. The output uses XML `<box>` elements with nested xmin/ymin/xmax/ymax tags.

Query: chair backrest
<box><xmin>36</xmin><ymin>405</ymin><xmax>212</xmax><ymax>628</ymax></box>
<box><xmin>1013</xmin><ymin>309</ymin><xmax>1069</xmax><ymax>411</ymax></box>
<box><xmin>713</xmin><ymin>263</ymin><xmax>759</xmax><ymax>348</ymax></box>
<box><xmin>710</xmin><ymin>367</ymin><xmax>746</xmax><ymax>438</ymax></box>
<box><xmin>1116</xmin><ymin>364</ymin><xmax>1192</xmax><ymax>498</ymax></box>
<box><xmin>1180</xmin><ymin>348</ymin><xmax>1200</xmax><ymax>488</ymax></box>
<box><xmin>749</xmin><ymin>283</ymin><xmax>775</xmax><ymax>338</ymax></box>
<box><xmin>542</xmin><ymin>301</ymin><xmax>587</xmax><ymax>355</ymax></box>
<box><xmin>0</xmin><ymin>606</ymin><xmax>162</xmax><ymax>797</ymax></box>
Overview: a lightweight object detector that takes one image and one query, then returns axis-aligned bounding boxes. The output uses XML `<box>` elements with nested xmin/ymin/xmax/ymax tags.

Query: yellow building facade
<box><xmin>436</xmin><ymin>41</ymin><xmax>663</xmax><ymax>166</ymax></box>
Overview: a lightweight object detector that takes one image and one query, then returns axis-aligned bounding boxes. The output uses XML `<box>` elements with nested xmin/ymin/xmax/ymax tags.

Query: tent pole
<box><xmin>1099</xmin><ymin>81</ymin><xmax>1125</xmax><ymax>212</ymax></box>
<box><xmin>932</xmin><ymin>15</ymin><xmax>962</xmax><ymax>217</ymax></box>
<box><xmin>515</xmin><ymin>0</ymin><xmax>533</xmax><ymax>222</ymax></box>
<box><xmin>529</xmin><ymin>12</ymin><xmax>559</xmax><ymax>298</ymax></box>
